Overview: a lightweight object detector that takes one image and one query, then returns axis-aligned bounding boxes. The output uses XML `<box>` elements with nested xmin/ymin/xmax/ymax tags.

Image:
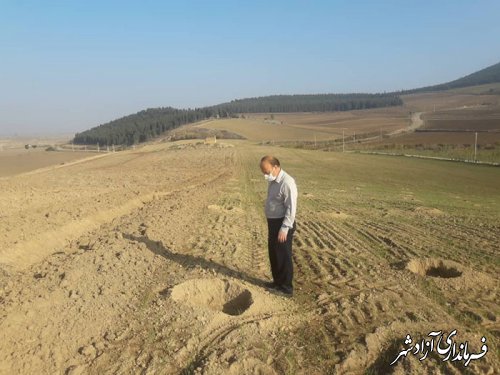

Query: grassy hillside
<box><xmin>73</xmin><ymin>107</ymin><xmax>213</xmax><ymax>146</ymax></box>
<box><xmin>72</xmin><ymin>61</ymin><xmax>500</xmax><ymax>146</ymax></box>
<box><xmin>403</xmin><ymin>61</ymin><xmax>500</xmax><ymax>94</ymax></box>
<box><xmin>211</xmin><ymin>93</ymin><xmax>402</xmax><ymax>113</ymax></box>
<box><xmin>73</xmin><ymin>93</ymin><xmax>403</xmax><ymax>146</ymax></box>
<box><xmin>198</xmin><ymin>107</ymin><xmax>410</xmax><ymax>142</ymax></box>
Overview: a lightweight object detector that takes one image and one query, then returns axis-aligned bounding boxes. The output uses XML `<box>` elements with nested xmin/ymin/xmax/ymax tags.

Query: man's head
<box><xmin>260</xmin><ymin>155</ymin><xmax>281</xmax><ymax>179</ymax></box>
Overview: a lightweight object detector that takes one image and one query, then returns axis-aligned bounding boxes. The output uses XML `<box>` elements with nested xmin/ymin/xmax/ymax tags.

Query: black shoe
<box><xmin>263</xmin><ymin>281</ymin><xmax>279</xmax><ymax>290</ymax></box>
<box><xmin>274</xmin><ymin>285</ymin><xmax>293</xmax><ymax>298</ymax></box>
<box><xmin>279</xmin><ymin>285</ymin><xmax>293</xmax><ymax>296</ymax></box>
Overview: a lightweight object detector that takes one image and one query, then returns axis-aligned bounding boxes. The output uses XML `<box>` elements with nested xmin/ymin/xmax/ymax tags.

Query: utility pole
<box><xmin>474</xmin><ymin>132</ymin><xmax>478</xmax><ymax>162</ymax></box>
<box><xmin>342</xmin><ymin>129</ymin><xmax>345</xmax><ymax>152</ymax></box>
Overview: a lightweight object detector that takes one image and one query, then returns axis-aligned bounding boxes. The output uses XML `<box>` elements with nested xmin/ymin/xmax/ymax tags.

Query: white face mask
<box><xmin>264</xmin><ymin>167</ymin><xmax>277</xmax><ymax>182</ymax></box>
<box><xmin>264</xmin><ymin>173</ymin><xmax>276</xmax><ymax>182</ymax></box>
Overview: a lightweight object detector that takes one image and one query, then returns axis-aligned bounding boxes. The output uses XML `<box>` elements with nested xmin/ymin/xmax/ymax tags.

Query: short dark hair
<box><xmin>260</xmin><ymin>155</ymin><xmax>280</xmax><ymax>167</ymax></box>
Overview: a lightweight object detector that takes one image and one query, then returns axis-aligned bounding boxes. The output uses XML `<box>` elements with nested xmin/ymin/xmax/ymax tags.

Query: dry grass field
<box><xmin>197</xmin><ymin>108</ymin><xmax>411</xmax><ymax>143</ymax></box>
<box><xmin>195</xmin><ymin>88</ymin><xmax>500</xmax><ymax>148</ymax></box>
<box><xmin>195</xmin><ymin>88</ymin><xmax>500</xmax><ymax>164</ymax></box>
<box><xmin>401</xmin><ymin>90</ymin><xmax>499</xmax><ymax>112</ymax></box>
<box><xmin>354</xmin><ymin>102</ymin><xmax>500</xmax><ymax>163</ymax></box>
<box><xmin>195</xmin><ymin>117</ymin><xmax>341</xmax><ymax>142</ymax></box>
<box><xmin>374</xmin><ymin>131</ymin><xmax>500</xmax><ymax>146</ymax></box>
<box><xmin>0</xmin><ymin>138</ymin><xmax>498</xmax><ymax>374</ymax></box>
<box><xmin>0</xmin><ymin>137</ymin><xmax>96</xmax><ymax>177</ymax></box>
<box><xmin>422</xmin><ymin>106</ymin><xmax>500</xmax><ymax>131</ymax></box>
<box><xmin>444</xmin><ymin>82</ymin><xmax>500</xmax><ymax>95</ymax></box>
<box><xmin>0</xmin><ymin>148</ymin><xmax>95</xmax><ymax>178</ymax></box>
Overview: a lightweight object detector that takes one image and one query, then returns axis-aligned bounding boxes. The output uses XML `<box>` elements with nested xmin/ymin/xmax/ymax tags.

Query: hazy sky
<box><xmin>1</xmin><ymin>0</ymin><xmax>500</xmax><ymax>136</ymax></box>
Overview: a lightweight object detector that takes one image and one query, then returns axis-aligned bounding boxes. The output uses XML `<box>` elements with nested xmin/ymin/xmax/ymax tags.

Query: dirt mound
<box><xmin>329</xmin><ymin>211</ymin><xmax>349</xmax><ymax>219</ymax></box>
<box><xmin>407</xmin><ymin>258</ymin><xmax>462</xmax><ymax>278</ymax></box>
<box><xmin>207</xmin><ymin>204</ymin><xmax>243</xmax><ymax>214</ymax></box>
<box><xmin>226</xmin><ymin>357</ymin><xmax>277</xmax><ymax>375</ymax></box>
<box><xmin>414</xmin><ymin>206</ymin><xmax>445</xmax><ymax>216</ymax></box>
<box><xmin>170</xmin><ymin>278</ymin><xmax>254</xmax><ymax>316</ymax></box>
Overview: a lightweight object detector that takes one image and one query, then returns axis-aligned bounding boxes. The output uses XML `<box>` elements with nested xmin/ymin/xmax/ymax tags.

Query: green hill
<box><xmin>73</xmin><ymin>61</ymin><xmax>500</xmax><ymax>146</ymax></box>
<box><xmin>73</xmin><ymin>93</ymin><xmax>402</xmax><ymax>146</ymax></box>
<box><xmin>403</xmin><ymin>61</ymin><xmax>500</xmax><ymax>94</ymax></box>
<box><xmin>211</xmin><ymin>93</ymin><xmax>402</xmax><ymax>113</ymax></box>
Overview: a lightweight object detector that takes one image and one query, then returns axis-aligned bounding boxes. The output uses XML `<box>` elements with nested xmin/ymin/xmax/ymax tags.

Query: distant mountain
<box><xmin>403</xmin><ymin>61</ymin><xmax>500</xmax><ymax>94</ymax></box>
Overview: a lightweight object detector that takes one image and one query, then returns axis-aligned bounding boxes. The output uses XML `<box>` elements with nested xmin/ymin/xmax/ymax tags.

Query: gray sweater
<box><xmin>265</xmin><ymin>168</ymin><xmax>298</xmax><ymax>233</ymax></box>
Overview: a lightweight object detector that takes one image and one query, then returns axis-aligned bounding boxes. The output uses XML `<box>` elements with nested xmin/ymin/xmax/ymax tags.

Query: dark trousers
<box><xmin>267</xmin><ymin>217</ymin><xmax>296</xmax><ymax>292</ymax></box>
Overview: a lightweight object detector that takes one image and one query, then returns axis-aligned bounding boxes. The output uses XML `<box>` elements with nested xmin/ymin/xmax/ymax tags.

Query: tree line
<box><xmin>73</xmin><ymin>93</ymin><xmax>403</xmax><ymax>146</ymax></box>
<box><xmin>73</xmin><ymin>107</ymin><xmax>214</xmax><ymax>146</ymax></box>
<box><xmin>212</xmin><ymin>93</ymin><xmax>402</xmax><ymax>113</ymax></box>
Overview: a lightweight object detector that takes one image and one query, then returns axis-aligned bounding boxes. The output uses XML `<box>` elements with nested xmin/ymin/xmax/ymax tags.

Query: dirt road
<box><xmin>388</xmin><ymin>111</ymin><xmax>424</xmax><ymax>136</ymax></box>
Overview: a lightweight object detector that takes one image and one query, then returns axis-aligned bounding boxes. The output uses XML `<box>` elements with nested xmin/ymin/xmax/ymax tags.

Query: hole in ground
<box><xmin>425</xmin><ymin>264</ymin><xmax>462</xmax><ymax>278</ymax></box>
<box><xmin>222</xmin><ymin>289</ymin><xmax>253</xmax><ymax>316</ymax></box>
<box><xmin>407</xmin><ymin>258</ymin><xmax>462</xmax><ymax>279</ymax></box>
<box><xmin>170</xmin><ymin>278</ymin><xmax>253</xmax><ymax>316</ymax></box>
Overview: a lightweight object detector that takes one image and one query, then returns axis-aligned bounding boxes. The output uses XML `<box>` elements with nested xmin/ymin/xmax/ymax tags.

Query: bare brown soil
<box><xmin>402</xmin><ymin>92</ymin><xmax>499</xmax><ymax>112</ymax></box>
<box><xmin>0</xmin><ymin>139</ymin><xmax>498</xmax><ymax>374</ymax></box>
<box><xmin>344</xmin><ymin>96</ymin><xmax>500</xmax><ymax>154</ymax></box>
<box><xmin>0</xmin><ymin>148</ymin><xmax>93</xmax><ymax>177</ymax></box>
<box><xmin>365</xmin><ymin>131</ymin><xmax>500</xmax><ymax>146</ymax></box>
<box><xmin>194</xmin><ymin>89</ymin><xmax>500</xmax><ymax>151</ymax></box>
<box><xmin>422</xmin><ymin>106</ymin><xmax>500</xmax><ymax>131</ymax></box>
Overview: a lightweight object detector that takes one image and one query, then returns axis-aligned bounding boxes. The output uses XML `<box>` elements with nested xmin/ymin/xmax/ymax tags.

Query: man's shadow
<box><xmin>123</xmin><ymin>233</ymin><xmax>267</xmax><ymax>289</ymax></box>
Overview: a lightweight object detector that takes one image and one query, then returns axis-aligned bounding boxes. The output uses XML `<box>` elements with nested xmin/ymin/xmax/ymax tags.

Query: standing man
<box><xmin>260</xmin><ymin>155</ymin><xmax>298</xmax><ymax>297</ymax></box>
